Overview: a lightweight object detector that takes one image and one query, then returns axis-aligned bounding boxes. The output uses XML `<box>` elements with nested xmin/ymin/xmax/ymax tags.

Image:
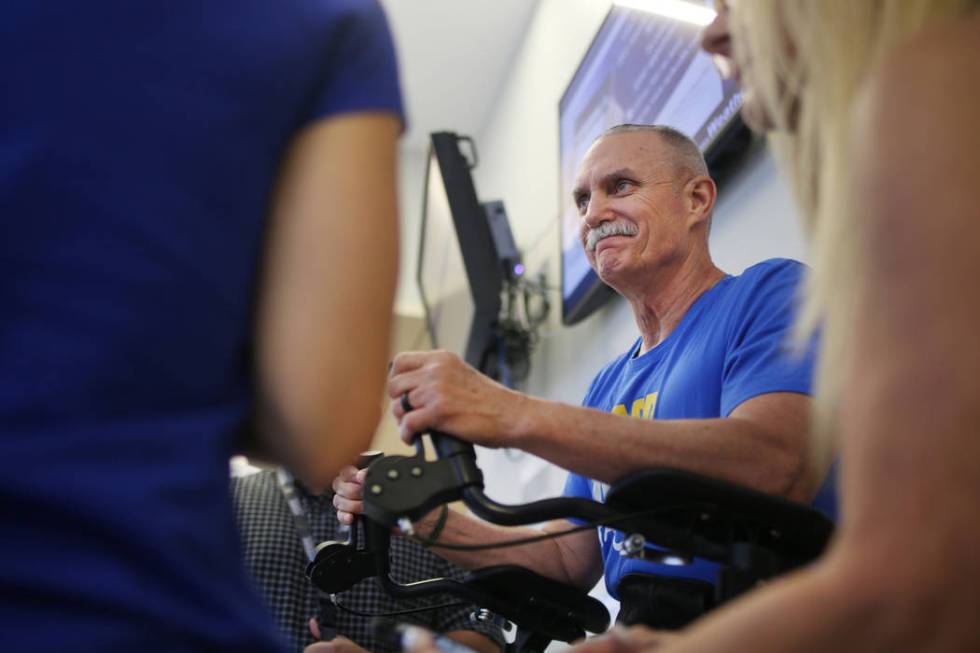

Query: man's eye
<box><xmin>615</xmin><ymin>179</ymin><xmax>632</xmax><ymax>193</ymax></box>
<box><xmin>575</xmin><ymin>195</ymin><xmax>589</xmax><ymax>212</ymax></box>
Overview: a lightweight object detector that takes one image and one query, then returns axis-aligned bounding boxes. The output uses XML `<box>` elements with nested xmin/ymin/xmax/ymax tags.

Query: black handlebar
<box><xmin>364</xmin><ymin>430</ymin><xmax>833</xmax><ymax>570</ymax></box>
<box><xmin>336</xmin><ymin>431</ymin><xmax>833</xmax><ymax>648</ymax></box>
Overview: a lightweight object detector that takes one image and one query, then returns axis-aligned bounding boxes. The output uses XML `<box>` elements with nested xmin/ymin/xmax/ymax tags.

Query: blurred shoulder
<box><xmin>849</xmin><ymin>13</ymin><xmax>980</xmax><ymax>289</ymax></box>
<box><xmin>860</xmin><ymin>13</ymin><xmax>980</xmax><ymax>129</ymax></box>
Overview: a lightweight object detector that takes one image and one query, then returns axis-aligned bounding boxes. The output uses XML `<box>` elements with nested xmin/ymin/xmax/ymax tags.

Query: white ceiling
<box><xmin>379</xmin><ymin>0</ymin><xmax>541</xmax><ymax>151</ymax></box>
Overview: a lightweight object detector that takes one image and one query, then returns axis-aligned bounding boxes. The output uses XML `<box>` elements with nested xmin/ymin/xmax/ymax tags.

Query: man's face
<box><xmin>572</xmin><ymin>133</ymin><xmax>693</xmax><ymax>292</ymax></box>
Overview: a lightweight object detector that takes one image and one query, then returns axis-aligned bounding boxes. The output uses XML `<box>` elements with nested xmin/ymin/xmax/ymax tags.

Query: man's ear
<box><xmin>685</xmin><ymin>175</ymin><xmax>717</xmax><ymax>228</ymax></box>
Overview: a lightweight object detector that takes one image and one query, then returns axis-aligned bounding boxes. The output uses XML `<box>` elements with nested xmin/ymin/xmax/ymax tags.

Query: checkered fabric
<box><xmin>231</xmin><ymin>470</ymin><xmax>504</xmax><ymax>653</ymax></box>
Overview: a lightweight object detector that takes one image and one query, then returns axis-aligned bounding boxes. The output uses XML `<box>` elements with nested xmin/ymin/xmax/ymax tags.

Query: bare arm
<box><xmin>389</xmin><ymin>352</ymin><xmax>816</xmax><ymax>501</ymax></box>
<box><xmin>609</xmin><ymin>19</ymin><xmax>980</xmax><ymax>653</ymax></box>
<box><xmin>332</xmin><ymin>466</ymin><xmax>604</xmax><ymax>590</ymax></box>
<box><xmin>256</xmin><ymin>112</ymin><xmax>401</xmax><ymax>490</ymax></box>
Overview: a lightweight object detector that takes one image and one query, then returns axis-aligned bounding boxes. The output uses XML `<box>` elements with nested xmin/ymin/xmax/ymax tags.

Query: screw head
<box><xmin>370</xmin><ymin>484</ymin><xmax>383</xmax><ymax>495</ymax></box>
<box><xmin>387</xmin><ymin>469</ymin><xmax>400</xmax><ymax>480</ymax></box>
<box><xmin>411</xmin><ymin>466</ymin><xmax>423</xmax><ymax>477</ymax></box>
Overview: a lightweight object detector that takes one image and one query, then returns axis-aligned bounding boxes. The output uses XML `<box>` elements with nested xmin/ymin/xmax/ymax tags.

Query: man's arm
<box><xmin>388</xmin><ymin>351</ymin><xmax>816</xmax><ymax>501</ymax></box>
<box><xmin>332</xmin><ymin>466</ymin><xmax>604</xmax><ymax>589</ymax></box>
<box><xmin>255</xmin><ymin>112</ymin><xmax>400</xmax><ymax>490</ymax></box>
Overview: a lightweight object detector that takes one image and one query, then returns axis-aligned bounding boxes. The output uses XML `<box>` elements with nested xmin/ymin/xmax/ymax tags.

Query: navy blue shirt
<box><xmin>0</xmin><ymin>2</ymin><xmax>402</xmax><ymax>651</ymax></box>
<box><xmin>564</xmin><ymin>259</ymin><xmax>837</xmax><ymax>598</ymax></box>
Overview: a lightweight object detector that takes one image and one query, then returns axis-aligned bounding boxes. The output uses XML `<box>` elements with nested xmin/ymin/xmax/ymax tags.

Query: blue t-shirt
<box><xmin>564</xmin><ymin>259</ymin><xmax>836</xmax><ymax>598</ymax></box>
<box><xmin>0</xmin><ymin>2</ymin><xmax>402</xmax><ymax>652</ymax></box>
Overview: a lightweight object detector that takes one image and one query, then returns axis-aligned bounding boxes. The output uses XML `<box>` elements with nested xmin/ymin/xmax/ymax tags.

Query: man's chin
<box><xmin>595</xmin><ymin>262</ymin><xmax>625</xmax><ymax>289</ymax></box>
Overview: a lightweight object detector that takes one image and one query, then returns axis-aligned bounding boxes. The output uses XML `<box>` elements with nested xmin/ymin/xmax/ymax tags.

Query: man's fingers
<box><xmin>332</xmin><ymin>479</ymin><xmax>364</xmax><ymax>501</ymax></box>
<box><xmin>386</xmin><ymin>366</ymin><xmax>430</xmax><ymax>402</ymax></box>
<box><xmin>331</xmin><ymin>465</ymin><xmax>359</xmax><ymax>492</ymax></box>
<box><xmin>308</xmin><ymin>617</ymin><xmax>321</xmax><ymax>639</ymax></box>
<box><xmin>332</xmin><ymin>493</ymin><xmax>363</xmax><ymax>515</ymax></box>
<box><xmin>400</xmin><ymin>414</ymin><xmax>427</xmax><ymax>445</ymax></box>
<box><xmin>389</xmin><ymin>351</ymin><xmax>437</xmax><ymax>376</ymax></box>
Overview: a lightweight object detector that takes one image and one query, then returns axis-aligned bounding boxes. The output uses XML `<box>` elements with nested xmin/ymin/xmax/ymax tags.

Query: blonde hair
<box><xmin>730</xmin><ymin>0</ymin><xmax>980</xmax><ymax>467</ymax></box>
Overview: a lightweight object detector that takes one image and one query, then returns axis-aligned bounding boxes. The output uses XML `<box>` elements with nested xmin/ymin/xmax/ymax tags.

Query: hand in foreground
<box><xmin>388</xmin><ymin>350</ymin><xmax>529</xmax><ymax>447</ymax></box>
<box><xmin>305</xmin><ymin>618</ymin><xmax>372</xmax><ymax>653</ymax></box>
<box><xmin>332</xmin><ymin>464</ymin><xmax>446</xmax><ymax>536</ymax></box>
<box><xmin>332</xmin><ymin>464</ymin><xmax>367</xmax><ymax>525</ymax></box>
<box><xmin>568</xmin><ymin>625</ymin><xmax>679</xmax><ymax>653</ymax></box>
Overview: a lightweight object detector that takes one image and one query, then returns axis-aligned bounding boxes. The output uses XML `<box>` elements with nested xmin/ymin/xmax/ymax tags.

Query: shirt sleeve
<box><xmin>304</xmin><ymin>0</ymin><xmax>405</xmax><ymax>127</ymax></box>
<box><xmin>720</xmin><ymin>259</ymin><xmax>818</xmax><ymax>416</ymax></box>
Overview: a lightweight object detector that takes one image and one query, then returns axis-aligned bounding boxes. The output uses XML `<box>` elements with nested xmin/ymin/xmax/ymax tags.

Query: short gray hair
<box><xmin>599</xmin><ymin>124</ymin><xmax>709</xmax><ymax>180</ymax></box>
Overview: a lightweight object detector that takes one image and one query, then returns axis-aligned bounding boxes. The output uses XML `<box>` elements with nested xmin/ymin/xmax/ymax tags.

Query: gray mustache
<box><xmin>586</xmin><ymin>221</ymin><xmax>638</xmax><ymax>251</ymax></box>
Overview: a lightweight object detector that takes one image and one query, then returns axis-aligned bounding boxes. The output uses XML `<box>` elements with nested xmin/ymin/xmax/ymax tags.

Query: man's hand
<box><xmin>388</xmin><ymin>350</ymin><xmax>531</xmax><ymax>447</ymax></box>
<box><xmin>332</xmin><ymin>464</ymin><xmax>367</xmax><ymax>525</ymax></box>
<box><xmin>332</xmin><ymin>464</ymin><xmax>445</xmax><ymax>539</ymax></box>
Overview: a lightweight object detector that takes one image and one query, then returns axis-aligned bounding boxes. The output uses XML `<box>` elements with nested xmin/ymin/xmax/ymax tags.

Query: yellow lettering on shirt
<box><xmin>612</xmin><ymin>391</ymin><xmax>658</xmax><ymax>419</ymax></box>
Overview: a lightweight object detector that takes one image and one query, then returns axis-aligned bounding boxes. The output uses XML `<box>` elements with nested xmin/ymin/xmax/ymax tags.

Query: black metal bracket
<box><xmin>362</xmin><ymin>437</ymin><xmax>484</xmax><ymax>526</ymax></box>
<box><xmin>306</xmin><ymin>540</ymin><xmax>379</xmax><ymax>594</ymax></box>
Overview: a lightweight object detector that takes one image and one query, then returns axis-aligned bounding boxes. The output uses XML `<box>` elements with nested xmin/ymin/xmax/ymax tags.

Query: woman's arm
<box><xmin>256</xmin><ymin>112</ymin><xmax>401</xmax><ymax>490</ymax></box>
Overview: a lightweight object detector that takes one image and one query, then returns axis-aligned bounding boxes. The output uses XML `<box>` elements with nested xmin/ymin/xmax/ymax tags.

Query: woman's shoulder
<box><xmin>850</xmin><ymin>13</ymin><xmax>979</xmax><ymax>210</ymax></box>
<box><xmin>848</xmin><ymin>12</ymin><xmax>980</xmax><ymax>296</ymax></box>
<box><xmin>864</xmin><ymin>13</ymin><xmax>979</xmax><ymax>119</ymax></box>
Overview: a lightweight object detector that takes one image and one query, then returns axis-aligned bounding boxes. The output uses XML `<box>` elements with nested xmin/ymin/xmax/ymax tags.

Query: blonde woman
<box><xmin>562</xmin><ymin>2</ymin><xmax>980</xmax><ymax>651</ymax></box>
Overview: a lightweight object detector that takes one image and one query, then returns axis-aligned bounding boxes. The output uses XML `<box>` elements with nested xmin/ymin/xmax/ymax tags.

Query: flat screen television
<box><xmin>558</xmin><ymin>1</ymin><xmax>750</xmax><ymax>325</ymax></box>
<box><xmin>417</xmin><ymin>132</ymin><xmax>505</xmax><ymax>374</ymax></box>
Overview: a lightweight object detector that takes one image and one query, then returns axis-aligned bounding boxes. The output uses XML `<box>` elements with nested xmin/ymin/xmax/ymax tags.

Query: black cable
<box><xmin>334</xmin><ymin>598</ymin><xmax>470</xmax><ymax>619</ymax></box>
<box><xmin>409</xmin><ymin>506</ymin><xmax>702</xmax><ymax>552</ymax></box>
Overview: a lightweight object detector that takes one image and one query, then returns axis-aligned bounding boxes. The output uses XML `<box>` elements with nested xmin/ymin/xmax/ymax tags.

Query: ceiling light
<box><xmin>612</xmin><ymin>0</ymin><xmax>717</xmax><ymax>26</ymax></box>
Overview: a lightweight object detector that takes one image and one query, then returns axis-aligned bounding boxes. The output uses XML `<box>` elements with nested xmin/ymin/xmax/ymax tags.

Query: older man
<box><xmin>335</xmin><ymin>125</ymin><xmax>830</xmax><ymax>629</ymax></box>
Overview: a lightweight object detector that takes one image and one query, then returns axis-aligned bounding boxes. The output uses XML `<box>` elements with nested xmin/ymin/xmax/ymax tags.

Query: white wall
<box><xmin>394</xmin><ymin>145</ymin><xmax>429</xmax><ymax>317</ymax></box>
<box><xmin>455</xmin><ymin>0</ymin><xmax>807</xmax><ymax>625</ymax></box>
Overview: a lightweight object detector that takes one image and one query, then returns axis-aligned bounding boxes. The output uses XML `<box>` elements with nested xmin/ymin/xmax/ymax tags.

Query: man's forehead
<box><xmin>574</xmin><ymin>132</ymin><xmax>666</xmax><ymax>184</ymax></box>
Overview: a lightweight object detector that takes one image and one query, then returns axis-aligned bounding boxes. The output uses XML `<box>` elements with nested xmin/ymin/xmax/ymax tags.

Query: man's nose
<box><xmin>583</xmin><ymin>193</ymin><xmax>611</xmax><ymax>229</ymax></box>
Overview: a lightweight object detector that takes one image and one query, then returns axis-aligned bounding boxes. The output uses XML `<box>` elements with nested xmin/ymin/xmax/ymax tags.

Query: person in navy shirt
<box><xmin>336</xmin><ymin>125</ymin><xmax>834</xmax><ymax>629</ymax></box>
<box><xmin>1</xmin><ymin>2</ymin><xmax>403</xmax><ymax>651</ymax></box>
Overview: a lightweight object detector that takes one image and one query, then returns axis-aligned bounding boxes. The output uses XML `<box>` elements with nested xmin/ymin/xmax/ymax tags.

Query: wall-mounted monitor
<box><xmin>417</xmin><ymin>132</ymin><xmax>505</xmax><ymax>374</ymax></box>
<box><xmin>558</xmin><ymin>1</ymin><xmax>750</xmax><ymax>325</ymax></box>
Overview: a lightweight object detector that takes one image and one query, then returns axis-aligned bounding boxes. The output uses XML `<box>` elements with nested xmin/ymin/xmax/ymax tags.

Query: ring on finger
<box><xmin>400</xmin><ymin>391</ymin><xmax>414</xmax><ymax>413</ymax></box>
